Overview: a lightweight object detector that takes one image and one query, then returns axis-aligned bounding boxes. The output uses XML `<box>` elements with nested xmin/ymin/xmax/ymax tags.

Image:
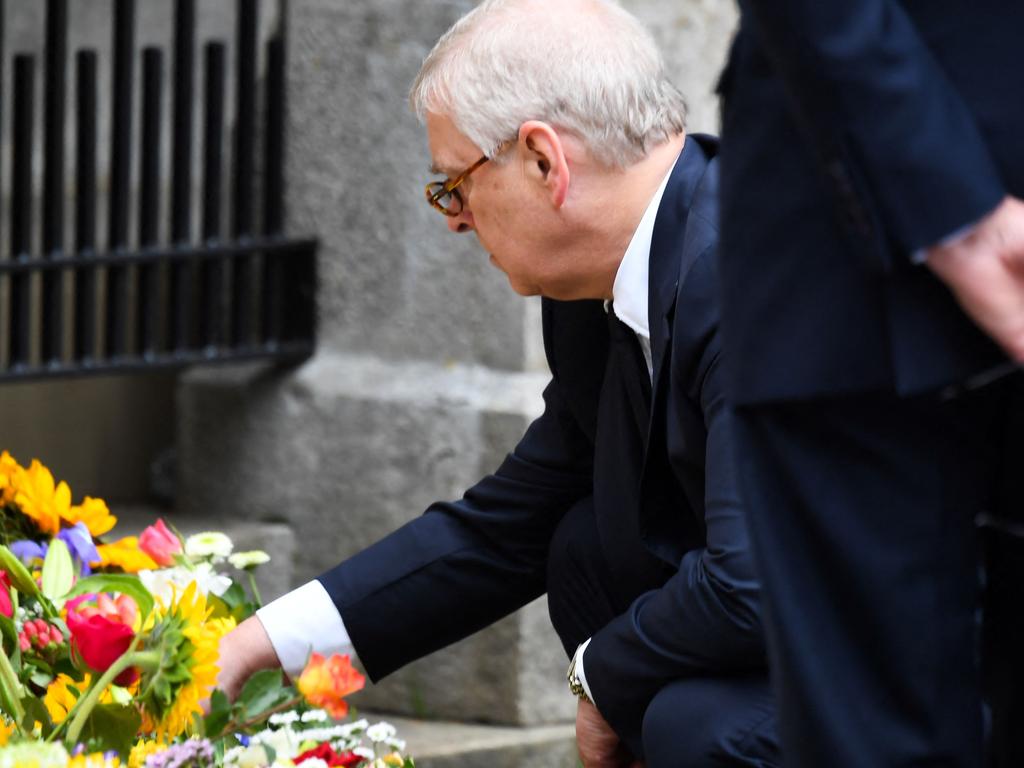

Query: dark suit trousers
<box><xmin>547</xmin><ymin>497</ymin><xmax>780</xmax><ymax>767</ymax></box>
<box><xmin>731</xmin><ymin>377</ymin><xmax>1024</xmax><ymax>767</ymax></box>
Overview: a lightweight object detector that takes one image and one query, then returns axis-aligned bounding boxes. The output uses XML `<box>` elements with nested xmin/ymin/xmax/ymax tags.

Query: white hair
<box><xmin>410</xmin><ymin>0</ymin><xmax>687</xmax><ymax>168</ymax></box>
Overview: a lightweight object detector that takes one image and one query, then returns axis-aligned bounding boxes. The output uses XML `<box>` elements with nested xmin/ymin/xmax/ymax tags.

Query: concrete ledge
<box><xmin>372</xmin><ymin>714</ymin><xmax>576</xmax><ymax>768</ymax></box>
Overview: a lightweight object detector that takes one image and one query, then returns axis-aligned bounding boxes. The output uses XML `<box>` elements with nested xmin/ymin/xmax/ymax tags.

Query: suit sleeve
<box><xmin>739</xmin><ymin>0</ymin><xmax>1004</xmax><ymax>254</ymax></box>
<box><xmin>317</xmin><ymin>376</ymin><xmax>593</xmax><ymax>682</ymax></box>
<box><xmin>584</xmin><ymin>296</ymin><xmax>765</xmax><ymax>742</ymax></box>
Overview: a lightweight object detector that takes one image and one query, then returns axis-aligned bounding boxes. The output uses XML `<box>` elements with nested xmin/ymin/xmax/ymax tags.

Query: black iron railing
<box><xmin>0</xmin><ymin>0</ymin><xmax>316</xmax><ymax>381</ymax></box>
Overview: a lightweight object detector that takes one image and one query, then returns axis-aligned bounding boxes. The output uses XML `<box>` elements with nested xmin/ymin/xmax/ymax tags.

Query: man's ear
<box><xmin>518</xmin><ymin>120</ymin><xmax>570</xmax><ymax>209</ymax></box>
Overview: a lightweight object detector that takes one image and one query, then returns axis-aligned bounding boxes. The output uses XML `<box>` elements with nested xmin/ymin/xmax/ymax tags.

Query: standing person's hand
<box><xmin>926</xmin><ymin>196</ymin><xmax>1024</xmax><ymax>361</ymax></box>
<box><xmin>575</xmin><ymin>699</ymin><xmax>643</xmax><ymax>768</ymax></box>
<box><xmin>215</xmin><ymin>616</ymin><xmax>282</xmax><ymax>701</ymax></box>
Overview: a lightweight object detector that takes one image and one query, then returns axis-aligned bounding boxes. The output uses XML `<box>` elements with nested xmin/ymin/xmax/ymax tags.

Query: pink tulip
<box><xmin>0</xmin><ymin>572</ymin><xmax>11</xmax><ymax>619</ymax></box>
<box><xmin>137</xmin><ymin>518</ymin><xmax>182</xmax><ymax>567</ymax></box>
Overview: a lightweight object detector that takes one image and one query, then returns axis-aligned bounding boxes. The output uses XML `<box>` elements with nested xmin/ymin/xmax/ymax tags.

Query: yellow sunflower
<box><xmin>93</xmin><ymin>536</ymin><xmax>158</xmax><ymax>573</ymax></box>
<box><xmin>43</xmin><ymin>673</ymin><xmax>116</xmax><ymax>725</ymax></box>
<box><xmin>65</xmin><ymin>496</ymin><xmax>117</xmax><ymax>537</ymax></box>
<box><xmin>137</xmin><ymin>582</ymin><xmax>235</xmax><ymax>740</ymax></box>
<box><xmin>12</xmin><ymin>460</ymin><xmax>70</xmax><ymax>536</ymax></box>
<box><xmin>0</xmin><ymin>451</ymin><xmax>20</xmax><ymax>506</ymax></box>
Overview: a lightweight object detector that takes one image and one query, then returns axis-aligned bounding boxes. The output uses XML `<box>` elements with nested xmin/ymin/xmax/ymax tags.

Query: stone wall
<box><xmin>178</xmin><ymin>0</ymin><xmax>738</xmax><ymax>726</ymax></box>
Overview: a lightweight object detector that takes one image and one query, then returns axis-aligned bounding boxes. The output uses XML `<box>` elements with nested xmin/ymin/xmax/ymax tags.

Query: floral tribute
<box><xmin>0</xmin><ymin>452</ymin><xmax>414</xmax><ymax>768</ymax></box>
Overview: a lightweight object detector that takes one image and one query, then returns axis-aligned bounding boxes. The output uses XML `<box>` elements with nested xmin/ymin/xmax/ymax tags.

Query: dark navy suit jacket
<box><xmin>319</xmin><ymin>135</ymin><xmax>765</xmax><ymax>740</ymax></box>
<box><xmin>718</xmin><ymin>0</ymin><xmax>1024</xmax><ymax>403</ymax></box>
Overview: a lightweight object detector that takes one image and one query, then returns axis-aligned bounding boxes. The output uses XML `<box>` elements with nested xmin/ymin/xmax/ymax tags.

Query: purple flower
<box><xmin>57</xmin><ymin>522</ymin><xmax>100</xmax><ymax>575</ymax></box>
<box><xmin>144</xmin><ymin>739</ymin><xmax>216</xmax><ymax>768</ymax></box>
<box><xmin>9</xmin><ymin>539</ymin><xmax>47</xmax><ymax>565</ymax></box>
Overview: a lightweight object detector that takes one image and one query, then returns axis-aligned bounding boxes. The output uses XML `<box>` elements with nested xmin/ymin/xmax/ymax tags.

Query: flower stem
<box><xmin>245</xmin><ymin>572</ymin><xmax>263</xmax><ymax>607</ymax></box>
<box><xmin>62</xmin><ymin>649</ymin><xmax>161</xmax><ymax>746</ymax></box>
<box><xmin>0</xmin><ymin>641</ymin><xmax>25</xmax><ymax>732</ymax></box>
<box><xmin>210</xmin><ymin>695</ymin><xmax>302</xmax><ymax>741</ymax></box>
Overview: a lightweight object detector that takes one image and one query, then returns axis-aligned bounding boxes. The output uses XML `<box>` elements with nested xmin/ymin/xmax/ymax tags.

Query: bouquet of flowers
<box><xmin>0</xmin><ymin>451</ymin><xmax>414</xmax><ymax>768</ymax></box>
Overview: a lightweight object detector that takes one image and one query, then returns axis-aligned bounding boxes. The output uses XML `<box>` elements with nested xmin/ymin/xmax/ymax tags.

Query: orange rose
<box><xmin>296</xmin><ymin>653</ymin><xmax>365</xmax><ymax>719</ymax></box>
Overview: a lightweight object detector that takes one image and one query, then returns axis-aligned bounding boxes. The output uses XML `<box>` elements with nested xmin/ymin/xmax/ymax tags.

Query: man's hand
<box><xmin>926</xmin><ymin>196</ymin><xmax>1024</xmax><ymax>361</ymax></box>
<box><xmin>575</xmin><ymin>699</ymin><xmax>642</xmax><ymax>768</ymax></box>
<box><xmin>216</xmin><ymin>615</ymin><xmax>283</xmax><ymax>701</ymax></box>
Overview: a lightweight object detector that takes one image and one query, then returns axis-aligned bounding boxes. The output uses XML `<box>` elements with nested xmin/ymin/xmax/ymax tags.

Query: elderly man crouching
<box><xmin>218</xmin><ymin>2</ymin><xmax>779</xmax><ymax>765</ymax></box>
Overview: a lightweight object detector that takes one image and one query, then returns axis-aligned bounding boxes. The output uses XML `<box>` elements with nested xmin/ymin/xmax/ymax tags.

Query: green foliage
<box><xmin>65</xmin><ymin>574</ymin><xmax>154</xmax><ymax>620</ymax></box>
<box><xmin>0</xmin><ymin>545</ymin><xmax>42</xmax><ymax>601</ymax></box>
<box><xmin>41</xmin><ymin>539</ymin><xmax>74</xmax><ymax>601</ymax></box>
<box><xmin>20</xmin><ymin>695</ymin><xmax>54</xmax><ymax>738</ymax></box>
<box><xmin>236</xmin><ymin>669</ymin><xmax>291</xmax><ymax>721</ymax></box>
<box><xmin>202</xmin><ymin>689</ymin><xmax>232</xmax><ymax>739</ymax></box>
<box><xmin>76</xmin><ymin>703</ymin><xmax>142</xmax><ymax>757</ymax></box>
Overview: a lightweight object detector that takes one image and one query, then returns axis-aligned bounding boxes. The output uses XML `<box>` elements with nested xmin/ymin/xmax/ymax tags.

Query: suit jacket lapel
<box><xmin>646</xmin><ymin>135</ymin><xmax>714</xmax><ymax>445</ymax></box>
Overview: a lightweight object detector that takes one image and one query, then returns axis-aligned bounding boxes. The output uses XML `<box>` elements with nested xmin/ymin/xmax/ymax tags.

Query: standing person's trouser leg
<box><xmin>731</xmin><ymin>386</ymin><xmax>1007</xmax><ymax>767</ymax></box>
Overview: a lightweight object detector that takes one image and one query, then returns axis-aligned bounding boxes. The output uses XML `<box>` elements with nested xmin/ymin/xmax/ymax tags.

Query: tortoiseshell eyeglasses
<box><xmin>424</xmin><ymin>155</ymin><xmax>490</xmax><ymax>217</ymax></box>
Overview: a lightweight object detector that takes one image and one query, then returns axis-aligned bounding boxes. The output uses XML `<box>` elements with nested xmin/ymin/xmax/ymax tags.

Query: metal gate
<box><xmin>0</xmin><ymin>0</ymin><xmax>316</xmax><ymax>381</ymax></box>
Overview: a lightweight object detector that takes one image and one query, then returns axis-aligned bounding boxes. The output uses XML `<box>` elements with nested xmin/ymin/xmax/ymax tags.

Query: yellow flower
<box><xmin>127</xmin><ymin>740</ymin><xmax>163</xmax><ymax>768</ymax></box>
<box><xmin>65</xmin><ymin>496</ymin><xmax>117</xmax><ymax>538</ymax></box>
<box><xmin>0</xmin><ymin>451</ymin><xmax>21</xmax><ymax>506</ymax></box>
<box><xmin>93</xmin><ymin>537</ymin><xmax>158</xmax><ymax>573</ymax></box>
<box><xmin>0</xmin><ymin>717</ymin><xmax>14</xmax><ymax>746</ymax></box>
<box><xmin>67</xmin><ymin>752</ymin><xmax>121</xmax><ymax>768</ymax></box>
<box><xmin>12</xmin><ymin>460</ymin><xmax>70</xmax><ymax>536</ymax></box>
<box><xmin>138</xmin><ymin>582</ymin><xmax>235</xmax><ymax>740</ymax></box>
<box><xmin>43</xmin><ymin>673</ymin><xmax>113</xmax><ymax>725</ymax></box>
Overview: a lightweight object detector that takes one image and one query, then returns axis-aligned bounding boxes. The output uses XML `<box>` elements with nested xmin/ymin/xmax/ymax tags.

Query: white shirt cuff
<box><xmin>255</xmin><ymin>579</ymin><xmax>360</xmax><ymax>680</ymax></box>
<box><xmin>575</xmin><ymin>637</ymin><xmax>595</xmax><ymax>706</ymax></box>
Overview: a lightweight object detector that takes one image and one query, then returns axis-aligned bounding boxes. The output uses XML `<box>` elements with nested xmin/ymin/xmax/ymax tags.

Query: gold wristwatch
<box><xmin>567</xmin><ymin>645</ymin><xmax>591</xmax><ymax>703</ymax></box>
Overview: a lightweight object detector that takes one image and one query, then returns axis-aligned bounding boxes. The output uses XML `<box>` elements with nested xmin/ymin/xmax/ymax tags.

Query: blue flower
<box><xmin>9</xmin><ymin>539</ymin><xmax>47</xmax><ymax>565</ymax></box>
<box><xmin>57</xmin><ymin>522</ymin><xmax>100</xmax><ymax>575</ymax></box>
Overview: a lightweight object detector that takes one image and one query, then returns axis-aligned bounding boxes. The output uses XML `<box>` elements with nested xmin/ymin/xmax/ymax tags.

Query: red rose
<box><xmin>66</xmin><ymin>602</ymin><xmax>138</xmax><ymax>686</ymax></box>
<box><xmin>294</xmin><ymin>743</ymin><xmax>362</xmax><ymax>767</ymax></box>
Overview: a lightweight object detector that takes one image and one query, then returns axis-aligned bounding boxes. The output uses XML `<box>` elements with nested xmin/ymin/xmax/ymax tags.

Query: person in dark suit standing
<box><xmin>217</xmin><ymin>1</ymin><xmax>780</xmax><ymax>765</ymax></box>
<box><xmin>715</xmin><ymin>1</ymin><xmax>1024</xmax><ymax>766</ymax></box>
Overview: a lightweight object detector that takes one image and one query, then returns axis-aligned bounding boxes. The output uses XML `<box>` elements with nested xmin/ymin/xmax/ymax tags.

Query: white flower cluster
<box><xmin>222</xmin><ymin>711</ymin><xmax>408</xmax><ymax>768</ymax></box>
<box><xmin>138</xmin><ymin>561</ymin><xmax>232</xmax><ymax>602</ymax></box>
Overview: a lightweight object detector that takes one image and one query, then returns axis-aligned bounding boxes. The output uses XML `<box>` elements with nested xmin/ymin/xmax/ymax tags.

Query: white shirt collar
<box><xmin>610</xmin><ymin>157</ymin><xmax>678</xmax><ymax>340</ymax></box>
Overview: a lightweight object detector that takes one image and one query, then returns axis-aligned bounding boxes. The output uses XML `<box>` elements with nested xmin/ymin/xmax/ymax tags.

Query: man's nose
<box><xmin>446</xmin><ymin>208</ymin><xmax>475</xmax><ymax>234</ymax></box>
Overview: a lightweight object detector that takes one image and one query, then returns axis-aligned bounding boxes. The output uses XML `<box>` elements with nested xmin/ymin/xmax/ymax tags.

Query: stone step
<box><xmin>369</xmin><ymin>714</ymin><xmax>577</xmax><ymax>768</ymax></box>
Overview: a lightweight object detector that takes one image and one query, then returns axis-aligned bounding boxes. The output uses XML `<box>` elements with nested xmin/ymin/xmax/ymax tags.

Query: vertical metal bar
<box><xmin>105</xmin><ymin>0</ymin><xmax>135</xmax><ymax>359</ymax></box>
<box><xmin>171</xmin><ymin>0</ymin><xmax>195</xmax><ymax>351</ymax></box>
<box><xmin>199</xmin><ymin>41</ymin><xmax>225</xmax><ymax>349</ymax></box>
<box><xmin>74</xmin><ymin>50</ymin><xmax>98</xmax><ymax>363</ymax></box>
<box><xmin>0</xmin><ymin>0</ymin><xmax>6</xmax><ymax>370</ymax></box>
<box><xmin>138</xmin><ymin>47</ymin><xmax>162</xmax><ymax>357</ymax></box>
<box><xmin>261</xmin><ymin>35</ymin><xmax>285</xmax><ymax>347</ymax></box>
<box><xmin>10</xmin><ymin>56</ymin><xmax>35</xmax><ymax>369</ymax></box>
<box><xmin>231</xmin><ymin>0</ymin><xmax>258</xmax><ymax>347</ymax></box>
<box><xmin>41</xmin><ymin>0</ymin><xmax>67</xmax><ymax>365</ymax></box>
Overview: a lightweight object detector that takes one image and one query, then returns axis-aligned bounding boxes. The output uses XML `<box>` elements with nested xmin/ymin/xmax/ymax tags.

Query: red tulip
<box><xmin>66</xmin><ymin>599</ymin><xmax>138</xmax><ymax>686</ymax></box>
<box><xmin>138</xmin><ymin>519</ymin><xmax>182</xmax><ymax>567</ymax></box>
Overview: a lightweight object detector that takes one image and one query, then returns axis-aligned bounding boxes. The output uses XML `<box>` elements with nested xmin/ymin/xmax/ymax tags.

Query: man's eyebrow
<box><xmin>429</xmin><ymin>160</ymin><xmax>457</xmax><ymax>177</ymax></box>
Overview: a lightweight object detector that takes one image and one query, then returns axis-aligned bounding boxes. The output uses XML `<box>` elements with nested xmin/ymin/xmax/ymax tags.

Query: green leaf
<box><xmin>202</xmin><ymin>688</ymin><xmax>232</xmax><ymax>738</ymax></box>
<box><xmin>236</xmin><ymin>668</ymin><xmax>290</xmax><ymax>720</ymax></box>
<box><xmin>20</xmin><ymin>695</ymin><xmax>54</xmax><ymax>737</ymax></box>
<box><xmin>0</xmin><ymin>641</ymin><xmax>25</xmax><ymax>724</ymax></box>
<box><xmin>0</xmin><ymin>544</ymin><xmax>42</xmax><ymax>600</ymax></box>
<box><xmin>219</xmin><ymin>582</ymin><xmax>248</xmax><ymax>610</ymax></box>
<box><xmin>41</xmin><ymin>538</ymin><xmax>74</xmax><ymax>600</ymax></box>
<box><xmin>77</xmin><ymin>703</ymin><xmax>141</xmax><ymax>757</ymax></box>
<box><xmin>65</xmin><ymin>574</ymin><xmax>154</xmax><ymax>620</ymax></box>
